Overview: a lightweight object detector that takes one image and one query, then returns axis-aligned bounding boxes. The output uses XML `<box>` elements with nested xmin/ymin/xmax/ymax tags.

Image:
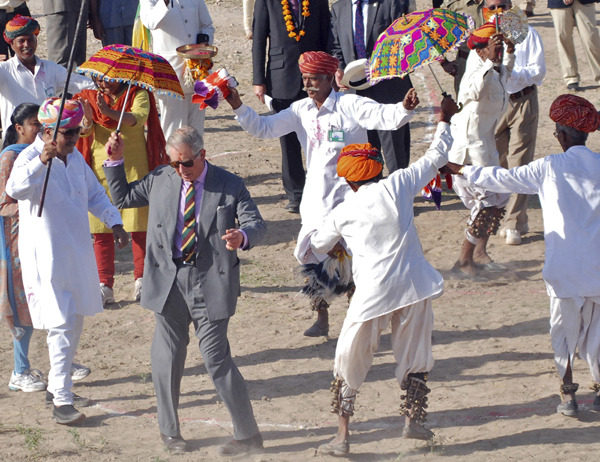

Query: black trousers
<box><xmin>272</xmin><ymin>96</ymin><xmax>305</xmax><ymax>204</ymax></box>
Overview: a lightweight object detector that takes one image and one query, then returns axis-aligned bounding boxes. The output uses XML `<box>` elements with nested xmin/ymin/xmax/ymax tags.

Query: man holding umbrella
<box><xmin>6</xmin><ymin>98</ymin><xmax>129</xmax><ymax>425</ymax></box>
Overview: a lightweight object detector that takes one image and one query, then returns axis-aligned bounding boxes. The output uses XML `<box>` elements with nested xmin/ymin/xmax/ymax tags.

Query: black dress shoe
<box><xmin>567</xmin><ymin>82</ymin><xmax>581</xmax><ymax>91</ymax></box>
<box><xmin>160</xmin><ymin>433</ymin><xmax>187</xmax><ymax>453</ymax></box>
<box><xmin>53</xmin><ymin>404</ymin><xmax>85</xmax><ymax>425</ymax></box>
<box><xmin>284</xmin><ymin>200</ymin><xmax>300</xmax><ymax>214</ymax></box>
<box><xmin>218</xmin><ymin>433</ymin><xmax>263</xmax><ymax>456</ymax></box>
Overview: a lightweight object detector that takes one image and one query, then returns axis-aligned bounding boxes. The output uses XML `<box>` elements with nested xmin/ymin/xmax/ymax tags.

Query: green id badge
<box><xmin>328</xmin><ymin>129</ymin><xmax>345</xmax><ymax>142</ymax></box>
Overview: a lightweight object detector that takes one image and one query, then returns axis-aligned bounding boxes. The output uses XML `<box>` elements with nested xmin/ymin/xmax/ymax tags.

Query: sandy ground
<box><xmin>1</xmin><ymin>0</ymin><xmax>600</xmax><ymax>461</ymax></box>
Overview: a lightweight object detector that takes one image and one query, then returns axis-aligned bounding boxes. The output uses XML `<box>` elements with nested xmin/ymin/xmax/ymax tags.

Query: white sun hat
<box><xmin>340</xmin><ymin>58</ymin><xmax>371</xmax><ymax>90</ymax></box>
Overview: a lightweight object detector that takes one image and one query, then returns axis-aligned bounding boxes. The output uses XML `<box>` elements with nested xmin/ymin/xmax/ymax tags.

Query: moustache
<box><xmin>303</xmin><ymin>86</ymin><xmax>319</xmax><ymax>92</ymax></box>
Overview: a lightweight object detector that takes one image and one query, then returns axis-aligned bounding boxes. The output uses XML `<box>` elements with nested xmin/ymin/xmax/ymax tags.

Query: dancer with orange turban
<box><xmin>226</xmin><ymin>51</ymin><xmax>419</xmax><ymax>337</ymax></box>
<box><xmin>448</xmin><ymin>21</ymin><xmax>516</xmax><ymax>275</ymax></box>
<box><xmin>443</xmin><ymin>94</ymin><xmax>600</xmax><ymax>417</ymax></box>
<box><xmin>312</xmin><ymin>97</ymin><xmax>458</xmax><ymax>456</ymax></box>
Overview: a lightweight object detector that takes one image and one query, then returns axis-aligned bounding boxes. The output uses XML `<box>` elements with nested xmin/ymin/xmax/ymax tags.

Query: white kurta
<box><xmin>462</xmin><ymin>145</ymin><xmax>600</xmax><ymax>299</ymax></box>
<box><xmin>310</xmin><ymin>123</ymin><xmax>451</xmax><ymax>322</ymax></box>
<box><xmin>6</xmin><ymin>136</ymin><xmax>122</xmax><ymax>329</ymax></box>
<box><xmin>139</xmin><ymin>0</ymin><xmax>214</xmax><ymax>138</ymax></box>
<box><xmin>234</xmin><ymin>89</ymin><xmax>414</xmax><ymax>264</ymax></box>
<box><xmin>505</xmin><ymin>26</ymin><xmax>546</xmax><ymax>94</ymax></box>
<box><xmin>449</xmin><ymin>51</ymin><xmax>514</xmax><ymax>167</ymax></box>
<box><xmin>0</xmin><ymin>56</ymin><xmax>92</xmax><ymax>133</ymax></box>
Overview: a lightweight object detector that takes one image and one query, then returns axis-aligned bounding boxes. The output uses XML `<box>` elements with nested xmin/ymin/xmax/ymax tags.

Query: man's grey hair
<box><xmin>556</xmin><ymin>123</ymin><xmax>588</xmax><ymax>145</ymax></box>
<box><xmin>166</xmin><ymin>126</ymin><xmax>204</xmax><ymax>158</ymax></box>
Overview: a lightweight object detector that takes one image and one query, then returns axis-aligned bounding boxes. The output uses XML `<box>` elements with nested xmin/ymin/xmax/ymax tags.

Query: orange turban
<box><xmin>3</xmin><ymin>15</ymin><xmax>40</xmax><ymax>44</ymax></box>
<box><xmin>337</xmin><ymin>143</ymin><xmax>383</xmax><ymax>183</ymax></box>
<box><xmin>467</xmin><ymin>22</ymin><xmax>497</xmax><ymax>50</ymax></box>
<box><xmin>549</xmin><ymin>94</ymin><xmax>600</xmax><ymax>133</ymax></box>
<box><xmin>298</xmin><ymin>51</ymin><xmax>339</xmax><ymax>75</ymax></box>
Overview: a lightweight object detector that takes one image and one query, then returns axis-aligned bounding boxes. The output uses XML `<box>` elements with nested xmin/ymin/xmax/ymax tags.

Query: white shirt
<box><xmin>234</xmin><ymin>89</ymin><xmax>413</xmax><ymax>263</ymax></box>
<box><xmin>0</xmin><ymin>56</ymin><xmax>92</xmax><ymax>131</ymax></box>
<box><xmin>505</xmin><ymin>25</ymin><xmax>546</xmax><ymax>94</ymax></box>
<box><xmin>0</xmin><ymin>1</ymin><xmax>25</xmax><ymax>10</ymax></box>
<box><xmin>6</xmin><ymin>136</ymin><xmax>122</xmax><ymax>329</ymax></box>
<box><xmin>140</xmin><ymin>0</ymin><xmax>214</xmax><ymax>92</ymax></box>
<box><xmin>311</xmin><ymin>123</ymin><xmax>452</xmax><ymax>322</ymax></box>
<box><xmin>448</xmin><ymin>50</ymin><xmax>514</xmax><ymax>166</ymax></box>
<box><xmin>463</xmin><ymin>145</ymin><xmax>600</xmax><ymax>299</ymax></box>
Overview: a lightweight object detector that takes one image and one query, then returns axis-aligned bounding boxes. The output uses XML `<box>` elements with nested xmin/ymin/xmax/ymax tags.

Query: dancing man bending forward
<box><xmin>312</xmin><ymin>97</ymin><xmax>458</xmax><ymax>456</ymax></box>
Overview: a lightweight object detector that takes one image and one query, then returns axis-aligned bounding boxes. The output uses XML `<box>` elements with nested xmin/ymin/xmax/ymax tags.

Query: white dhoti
<box><xmin>550</xmin><ymin>296</ymin><xmax>600</xmax><ymax>383</ymax></box>
<box><xmin>156</xmin><ymin>93</ymin><xmax>206</xmax><ymax>140</ymax></box>
<box><xmin>452</xmin><ymin>174</ymin><xmax>511</xmax><ymax>225</ymax></box>
<box><xmin>334</xmin><ymin>299</ymin><xmax>434</xmax><ymax>391</ymax></box>
<box><xmin>47</xmin><ymin>314</ymin><xmax>84</xmax><ymax>406</ymax></box>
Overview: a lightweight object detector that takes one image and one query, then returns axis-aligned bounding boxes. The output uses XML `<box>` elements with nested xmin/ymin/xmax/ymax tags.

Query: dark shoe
<box><xmin>556</xmin><ymin>399</ymin><xmax>578</xmax><ymax>417</ymax></box>
<box><xmin>218</xmin><ymin>433</ymin><xmax>263</xmax><ymax>456</ymax></box>
<box><xmin>161</xmin><ymin>433</ymin><xmax>187</xmax><ymax>454</ymax></box>
<box><xmin>592</xmin><ymin>395</ymin><xmax>600</xmax><ymax>412</ymax></box>
<box><xmin>53</xmin><ymin>404</ymin><xmax>85</xmax><ymax>425</ymax></box>
<box><xmin>403</xmin><ymin>421</ymin><xmax>434</xmax><ymax>440</ymax></box>
<box><xmin>46</xmin><ymin>391</ymin><xmax>90</xmax><ymax>407</ymax></box>
<box><xmin>567</xmin><ymin>82</ymin><xmax>581</xmax><ymax>91</ymax></box>
<box><xmin>284</xmin><ymin>200</ymin><xmax>300</xmax><ymax>214</ymax></box>
<box><xmin>303</xmin><ymin>319</ymin><xmax>329</xmax><ymax>337</ymax></box>
<box><xmin>318</xmin><ymin>438</ymin><xmax>349</xmax><ymax>456</ymax></box>
<box><xmin>525</xmin><ymin>9</ymin><xmax>534</xmax><ymax>17</ymax></box>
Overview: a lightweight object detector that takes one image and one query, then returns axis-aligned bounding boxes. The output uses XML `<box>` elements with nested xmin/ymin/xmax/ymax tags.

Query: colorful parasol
<box><xmin>369</xmin><ymin>8</ymin><xmax>474</xmax><ymax>83</ymax></box>
<box><xmin>76</xmin><ymin>44</ymin><xmax>184</xmax><ymax>99</ymax></box>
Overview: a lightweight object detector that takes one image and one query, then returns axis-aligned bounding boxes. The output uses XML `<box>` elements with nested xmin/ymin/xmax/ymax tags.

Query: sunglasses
<box><xmin>170</xmin><ymin>159</ymin><xmax>195</xmax><ymax>169</ymax></box>
<box><xmin>57</xmin><ymin>127</ymin><xmax>82</xmax><ymax>137</ymax></box>
<box><xmin>487</xmin><ymin>4</ymin><xmax>507</xmax><ymax>10</ymax></box>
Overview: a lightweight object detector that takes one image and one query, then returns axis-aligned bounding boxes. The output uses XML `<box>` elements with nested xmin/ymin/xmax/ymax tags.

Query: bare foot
<box><xmin>453</xmin><ymin>260</ymin><xmax>480</xmax><ymax>277</ymax></box>
<box><xmin>403</xmin><ymin>421</ymin><xmax>434</xmax><ymax>440</ymax></box>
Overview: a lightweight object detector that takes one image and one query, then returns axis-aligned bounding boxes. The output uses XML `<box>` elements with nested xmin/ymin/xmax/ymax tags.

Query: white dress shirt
<box><xmin>505</xmin><ymin>25</ymin><xmax>546</xmax><ymax>94</ymax></box>
<box><xmin>462</xmin><ymin>145</ymin><xmax>600</xmax><ymax>299</ymax></box>
<box><xmin>234</xmin><ymin>89</ymin><xmax>413</xmax><ymax>263</ymax></box>
<box><xmin>0</xmin><ymin>56</ymin><xmax>91</xmax><ymax>131</ymax></box>
<box><xmin>448</xmin><ymin>50</ymin><xmax>514</xmax><ymax>166</ymax></box>
<box><xmin>6</xmin><ymin>136</ymin><xmax>122</xmax><ymax>329</ymax></box>
<box><xmin>310</xmin><ymin>123</ymin><xmax>452</xmax><ymax>322</ymax></box>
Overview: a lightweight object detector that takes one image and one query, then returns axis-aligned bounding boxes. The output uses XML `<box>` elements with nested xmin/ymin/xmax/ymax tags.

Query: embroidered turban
<box><xmin>298</xmin><ymin>51</ymin><xmax>339</xmax><ymax>75</ymax></box>
<box><xmin>337</xmin><ymin>143</ymin><xmax>384</xmax><ymax>183</ymax></box>
<box><xmin>38</xmin><ymin>98</ymin><xmax>84</xmax><ymax>129</ymax></box>
<box><xmin>3</xmin><ymin>15</ymin><xmax>40</xmax><ymax>44</ymax></box>
<box><xmin>467</xmin><ymin>22</ymin><xmax>497</xmax><ymax>50</ymax></box>
<box><xmin>550</xmin><ymin>94</ymin><xmax>600</xmax><ymax>133</ymax></box>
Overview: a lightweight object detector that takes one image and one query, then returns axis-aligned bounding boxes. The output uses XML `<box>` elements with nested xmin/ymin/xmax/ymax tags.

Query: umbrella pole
<box><xmin>427</xmin><ymin>63</ymin><xmax>448</xmax><ymax>97</ymax></box>
<box><xmin>38</xmin><ymin>0</ymin><xmax>90</xmax><ymax>217</ymax></box>
<box><xmin>116</xmin><ymin>80</ymin><xmax>133</xmax><ymax>133</ymax></box>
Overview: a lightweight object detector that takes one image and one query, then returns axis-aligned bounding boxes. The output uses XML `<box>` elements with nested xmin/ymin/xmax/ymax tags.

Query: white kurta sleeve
<box><xmin>5</xmin><ymin>153</ymin><xmax>47</xmax><ymax>201</ymax></box>
<box><xmin>346</xmin><ymin>95</ymin><xmax>414</xmax><ymax>131</ymax></box>
<box><xmin>463</xmin><ymin>159</ymin><xmax>546</xmax><ymax>195</ymax></box>
<box><xmin>460</xmin><ymin>57</ymin><xmax>495</xmax><ymax>103</ymax></box>
<box><xmin>196</xmin><ymin>0</ymin><xmax>215</xmax><ymax>43</ymax></box>
<box><xmin>234</xmin><ymin>104</ymin><xmax>299</xmax><ymax>140</ymax></box>
<box><xmin>507</xmin><ymin>29</ymin><xmax>546</xmax><ymax>90</ymax></box>
<box><xmin>310</xmin><ymin>214</ymin><xmax>343</xmax><ymax>255</ymax></box>
<box><xmin>85</xmin><ymin>164</ymin><xmax>123</xmax><ymax>228</ymax></box>
<box><xmin>139</xmin><ymin>0</ymin><xmax>169</xmax><ymax>29</ymax></box>
<box><xmin>387</xmin><ymin>122</ymin><xmax>452</xmax><ymax>197</ymax></box>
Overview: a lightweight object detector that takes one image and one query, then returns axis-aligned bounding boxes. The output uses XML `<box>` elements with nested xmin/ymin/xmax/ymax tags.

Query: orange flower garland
<box><xmin>281</xmin><ymin>0</ymin><xmax>310</xmax><ymax>42</ymax></box>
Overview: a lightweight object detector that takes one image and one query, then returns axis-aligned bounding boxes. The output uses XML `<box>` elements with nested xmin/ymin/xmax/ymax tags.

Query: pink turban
<box><xmin>38</xmin><ymin>98</ymin><xmax>84</xmax><ymax>129</ymax></box>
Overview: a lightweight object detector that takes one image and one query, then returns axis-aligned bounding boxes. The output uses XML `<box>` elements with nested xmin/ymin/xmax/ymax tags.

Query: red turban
<box><xmin>3</xmin><ymin>15</ymin><xmax>40</xmax><ymax>44</ymax></box>
<box><xmin>467</xmin><ymin>22</ymin><xmax>497</xmax><ymax>50</ymax></box>
<box><xmin>550</xmin><ymin>94</ymin><xmax>600</xmax><ymax>133</ymax></box>
<box><xmin>337</xmin><ymin>143</ymin><xmax>383</xmax><ymax>183</ymax></box>
<box><xmin>298</xmin><ymin>51</ymin><xmax>339</xmax><ymax>75</ymax></box>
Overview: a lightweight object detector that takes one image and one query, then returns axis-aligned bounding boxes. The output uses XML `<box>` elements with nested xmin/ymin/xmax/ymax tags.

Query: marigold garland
<box><xmin>281</xmin><ymin>0</ymin><xmax>310</xmax><ymax>42</ymax></box>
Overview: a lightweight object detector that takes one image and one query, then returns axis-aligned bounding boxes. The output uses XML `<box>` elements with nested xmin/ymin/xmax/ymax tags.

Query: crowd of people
<box><xmin>0</xmin><ymin>0</ymin><xmax>599</xmax><ymax>458</ymax></box>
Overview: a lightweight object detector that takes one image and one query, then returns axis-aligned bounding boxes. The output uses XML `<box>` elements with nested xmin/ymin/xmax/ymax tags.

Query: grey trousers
<box><xmin>151</xmin><ymin>265</ymin><xmax>259</xmax><ymax>440</ymax></box>
<box><xmin>45</xmin><ymin>7</ymin><xmax>88</xmax><ymax>68</ymax></box>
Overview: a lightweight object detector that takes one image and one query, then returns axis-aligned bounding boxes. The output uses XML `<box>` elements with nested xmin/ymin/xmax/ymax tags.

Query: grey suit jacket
<box><xmin>329</xmin><ymin>0</ymin><xmax>412</xmax><ymax>103</ymax></box>
<box><xmin>105</xmin><ymin>162</ymin><xmax>266</xmax><ymax>321</ymax></box>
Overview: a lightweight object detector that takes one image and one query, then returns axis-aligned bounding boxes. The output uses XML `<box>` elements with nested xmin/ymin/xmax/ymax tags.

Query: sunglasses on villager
<box><xmin>487</xmin><ymin>3</ymin><xmax>507</xmax><ymax>10</ymax></box>
<box><xmin>170</xmin><ymin>159</ymin><xmax>195</xmax><ymax>169</ymax></box>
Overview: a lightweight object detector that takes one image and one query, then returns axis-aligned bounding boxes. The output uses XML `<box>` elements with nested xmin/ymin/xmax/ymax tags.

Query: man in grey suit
<box><xmin>43</xmin><ymin>0</ymin><xmax>88</xmax><ymax>67</ymax></box>
<box><xmin>104</xmin><ymin>127</ymin><xmax>266</xmax><ymax>456</ymax></box>
<box><xmin>329</xmin><ymin>0</ymin><xmax>413</xmax><ymax>172</ymax></box>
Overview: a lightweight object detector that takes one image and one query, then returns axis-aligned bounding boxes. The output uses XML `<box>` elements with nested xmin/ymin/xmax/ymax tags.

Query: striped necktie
<box><xmin>354</xmin><ymin>0</ymin><xmax>367</xmax><ymax>59</ymax></box>
<box><xmin>181</xmin><ymin>183</ymin><xmax>197</xmax><ymax>263</ymax></box>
